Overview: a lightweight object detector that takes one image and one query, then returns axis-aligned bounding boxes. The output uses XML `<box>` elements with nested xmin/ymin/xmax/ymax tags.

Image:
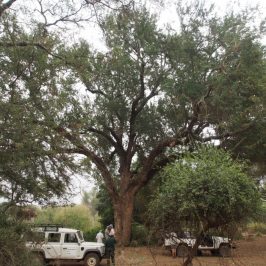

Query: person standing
<box><xmin>109</xmin><ymin>224</ymin><xmax>115</xmax><ymax>236</ymax></box>
<box><xmin>95</xmin><ymin>230</ymin><xmax>104</xmax><ymax>243</ymax></box>
<box><xmin>105</xmin><ymin>234</ymin><xmax>116</xmax><ymax>266</ymax></box>
<box><xmin>105</xmin><ymin>225</ymin><xmax>111</xmax><ymax>240</ymax></box>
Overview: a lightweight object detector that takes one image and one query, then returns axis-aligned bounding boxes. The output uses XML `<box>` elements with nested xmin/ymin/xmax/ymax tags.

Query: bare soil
<box><xmin>99</xmin><ymin>235</ymin><xmax>266</xmax><ymax>266</ymax></box>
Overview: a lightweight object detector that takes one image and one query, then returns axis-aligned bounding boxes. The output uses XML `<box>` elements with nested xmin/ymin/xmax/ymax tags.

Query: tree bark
<box><xmin>113</xmin><ymin>192</ymin><xmax>134</xmax><ymax>246</ymax></box>
<box><xmin>183</xmin><ymin>230</ymin><xmax>206</xmax><ymax>266</ymax></box>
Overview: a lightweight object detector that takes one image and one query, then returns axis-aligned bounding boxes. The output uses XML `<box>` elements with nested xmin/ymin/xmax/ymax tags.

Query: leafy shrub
<box><xmin>0</xmin><ymin>213</ymin><xmax>41</xmax><ymax>266</ymax></box>
<box><xmin>256</xmin><ymin>202</ymin><xmax>266</xmax><ymax>222</ymax></box>
<box><xmin>131</xmin><ymin>223</ymin><xmax>149</xmax><ymax>246</ymax></box>
<box><xmin>34</xmin><ymin>204</ymin><xmax>99</xmax><ymax>232</ymax></box>
<box><xmin>247</xmin><ymin>222</ymin><xmax>266</xmax><ymax>235</ymax></box>
<box><xmin>83</xmin><ymin>227</ymin><xmax>102</xmax><ymax>242</ymax></box>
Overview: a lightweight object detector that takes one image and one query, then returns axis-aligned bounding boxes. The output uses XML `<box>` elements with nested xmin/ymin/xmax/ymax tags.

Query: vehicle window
<box><xmin>64</xmin><ymin>233</ymin><xmax>78</xmax><ymax>243</ymax></box>
<box><xmin>48</xmin><ymin>233</ymin><xmax>61</xmax><ymax>243</ymax></box>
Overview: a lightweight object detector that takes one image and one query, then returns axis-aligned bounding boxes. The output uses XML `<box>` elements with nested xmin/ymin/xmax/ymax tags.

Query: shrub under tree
<box><xmin>149</xmin><ymin>146</ymin><xmax>262</xmax><ymax>266</ymax></box>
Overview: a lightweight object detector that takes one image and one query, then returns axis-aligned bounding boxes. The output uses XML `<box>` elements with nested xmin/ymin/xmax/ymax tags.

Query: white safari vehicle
<box><xmin>165</xmin><ymin>232</ymin><xmax>234</xmax><ymax>257</ymax></box>
<box><xmin>26</xmin><ymin>224</ymin><xmax>105</xmax><ymax>266</ymax></box>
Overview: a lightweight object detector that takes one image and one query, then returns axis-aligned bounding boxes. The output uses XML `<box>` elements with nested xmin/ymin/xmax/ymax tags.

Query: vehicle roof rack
<box><xmin>33</xmin><ymin>224</ymin><xmax>64</xmax><ymax>232</ymax></box>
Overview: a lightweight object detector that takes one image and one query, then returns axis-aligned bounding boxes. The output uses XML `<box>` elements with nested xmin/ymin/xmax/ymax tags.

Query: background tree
<box><xmin>0</xmin><ymin>12</ymin><xmax>81</xmax><ymax>208</ymax></box>
<box><xmin>0</xmin><ymin>0</ymin><xmax>136</xmax><ymax>209</ymax></box>
<box><xmin>149</xmin><ymin>146</ymin><xmax>262</xmax><ymax>266</ymax></box>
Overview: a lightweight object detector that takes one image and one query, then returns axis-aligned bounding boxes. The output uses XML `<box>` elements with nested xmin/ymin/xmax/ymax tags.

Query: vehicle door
<box><xmin>43</xmin><ymin>232</ymin><xmax>62</xmax><ymax>259</ymax></box>
<box><xmin>61</xmin><ymin>233</ymin><xmax>81</xmax><ymax>259</ymax></box>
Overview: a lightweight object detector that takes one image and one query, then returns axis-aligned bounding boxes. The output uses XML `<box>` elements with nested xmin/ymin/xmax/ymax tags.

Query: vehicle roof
<box><xmin>35</xmin><ymin>227</ymin><xmax>79</xmax><ymax>233</ymax></box>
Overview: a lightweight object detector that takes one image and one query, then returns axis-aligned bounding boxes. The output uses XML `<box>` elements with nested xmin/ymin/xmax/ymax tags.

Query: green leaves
<box><xmin>149</xmin><ymin>146</ymin><xmax>261</xmax><ymax>233</ymax></box>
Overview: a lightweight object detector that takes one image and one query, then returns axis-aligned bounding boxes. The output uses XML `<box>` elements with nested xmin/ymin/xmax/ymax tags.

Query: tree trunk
<box><xmin>183</xmin><ymin>230</ymin><xmax>205</xmax><ymax>266</ymax></box>
<box><xmin>113</xmin><ymin>192</ymin><xmax>134</xmax><ymax>246</ymax></box>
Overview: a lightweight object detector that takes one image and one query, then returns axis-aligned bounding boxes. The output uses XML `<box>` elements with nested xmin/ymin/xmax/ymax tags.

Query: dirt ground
<box><xmin>98</xmin><ymin>235</ymin><xmax>266</xmax><ymax>266</ymax></box>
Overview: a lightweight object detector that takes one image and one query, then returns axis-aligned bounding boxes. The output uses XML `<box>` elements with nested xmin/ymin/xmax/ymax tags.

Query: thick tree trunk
<box><xmin>113</xmin><ymin>193</ymin><xmax>134</xmax><ymax>246</ymax></box>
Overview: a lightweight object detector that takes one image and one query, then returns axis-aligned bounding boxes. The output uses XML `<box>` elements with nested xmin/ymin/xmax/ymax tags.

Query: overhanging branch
<box><xmin>0</xmin><ymin>41</ymin><xmax>69</xmax><ymax>64</ymax></box>
<box><xmin>195</xmin><ymin>123</ymin><xmax>254</xmax><ymax>142</ymax></box>
<box><xmin>50</xmin><ymin>125</ymin><xmax>118</xmax><ymax>198</ymax></box>
<box><xmin>0</xmin><ymin>0</ymin><xmax>17</xmax><ymax>17</ymax></box>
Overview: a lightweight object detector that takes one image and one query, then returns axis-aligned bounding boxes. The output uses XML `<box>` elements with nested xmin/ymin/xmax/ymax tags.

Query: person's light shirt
<box><xmin>96</xmin><ymin>231</ymin><xmax>104</xmax><ymax>243</ymax></box>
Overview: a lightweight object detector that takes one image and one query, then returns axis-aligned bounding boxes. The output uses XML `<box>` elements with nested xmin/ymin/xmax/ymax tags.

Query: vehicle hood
<box><xmin>82</xmin><ymin>241</ymin><xmax>105</xmax><ymax>248</ymax></box>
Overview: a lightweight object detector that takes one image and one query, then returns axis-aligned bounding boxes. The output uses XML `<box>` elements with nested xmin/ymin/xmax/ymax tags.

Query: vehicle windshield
<box><xmin>77</xmin><ymin>231</ymin><xmax>84</xmax><ymax>242</ymax></box>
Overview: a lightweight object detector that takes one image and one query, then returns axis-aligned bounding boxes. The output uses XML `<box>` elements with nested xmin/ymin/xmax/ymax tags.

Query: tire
<box><xmin>177</xmin><ymin>244</ymin><xmax>189</xmax><ymax>257</ymax></box>
<box><xmin>219</xmin><ymin>245</ymin><xmax>231</xmax><ymax>257</ymax></box>
<box><xmin>84</xmin><ymin>253</ymin><xmax>100</xmax><ymax>266</ymax></box>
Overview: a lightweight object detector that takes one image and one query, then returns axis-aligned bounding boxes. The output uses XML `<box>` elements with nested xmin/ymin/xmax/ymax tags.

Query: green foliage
<box><xmin>0</xmin><ymin>212</ymin><xmax>41</xmax><ymax>266</ymax></box>
<box><xmin>0</xmin><ymin>14</ymin><xmax>77</xmax><ymax>206</ymax></box>
<box><xmin>1</xmin><ymin>0</ymin><xmax>265</xmax><ymax>245</ymax></box>
<box><xmin>83</xmin><ymin>227</ymin><xmax>102</xmax><ymax>242</ymax></box>
<box><xmin>34</xmin><ymin>204</ymin><xmax>99</xmax><ymax>232</ymax></box>
<box><xmin>149</xmin><ymin>146</ymin><xmax>262</xmax><ymax>234</ymax></box>
<box><xmin>131</xmin><ymin>223</ymin><xmax>149</xmax><ymax>246</ymax></box>
<box><xmin>247</xmin><ymin>222</ymin><xmax>266</xmax><ymax>235</ymax></box>
<box><xmin>256</xmin><ymin>202</ymin><xmax>266</xmax><ymax>222</ymax></box>
<box><xmin>95</xmin><ymin>185</ymin><xmax>114</xmax><ymax>227</ymax></box>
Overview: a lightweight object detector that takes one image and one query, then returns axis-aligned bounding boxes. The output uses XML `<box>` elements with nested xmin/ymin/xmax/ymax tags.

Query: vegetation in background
<box><xmin>149</xmin><ymin>146</ymin><xmax>262</xmax><ymax>266</ymax></box>
<box><xmin>34</xmin><ymin>204</ymin><xmax>99</xmax><ymax>232</ymax></box>
<box><xmin>0</xmin><ymin>211</ymin><xmax>41</xmax><ymax>266</ymax></box>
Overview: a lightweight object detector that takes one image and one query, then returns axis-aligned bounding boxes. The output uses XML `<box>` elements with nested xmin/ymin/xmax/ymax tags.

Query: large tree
<box><xmin>1</xmin><ymin>1</ymin><xmax>265</xmax><ymax>245</ymax></box>
<box><xmin>57</xmin><ymin>5</ymin><xmax>264</xmax><ymax>245</ymax></box>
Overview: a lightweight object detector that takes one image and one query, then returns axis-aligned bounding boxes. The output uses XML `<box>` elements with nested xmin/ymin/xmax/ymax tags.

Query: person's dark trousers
<box><xmin>106</xmin><ymin>248</ymin><xmax>115</xmax><ymax>265</ymax></box>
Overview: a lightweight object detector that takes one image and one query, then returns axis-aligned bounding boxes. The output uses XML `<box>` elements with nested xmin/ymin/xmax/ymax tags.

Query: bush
<box><xmin>83</xmin><ymin>227</ymin><xmax>102</xmax><ymax>242</ymax></box>
<box><xmin>0</xmin><ymin>212</ymin><xmax>41</xmax><ymax>266</ymax></box>
<box><xmin>131</xmin><ymin>223</ymin><xmax>149</xmax><ymax>246</ymax></box>
<box><xmin>247</xmin><ymin>223</ymin><xmax>266</xmax><ymax>235</ymax></box>
<box><xmin>34</xmin><ymin>204</ymin><xmax>99</xmax><ymax>232</ymax></box>
<box><xmin>256</xmin><ymin>202</ymin><xmax>266</xmax><ymax>222</ymax></box>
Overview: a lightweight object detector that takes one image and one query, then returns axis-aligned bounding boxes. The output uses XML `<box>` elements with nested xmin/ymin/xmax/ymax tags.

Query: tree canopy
<box><xmin>0</xmin><ymin>0</ymin><xmax>265</xmax><ymax>245</ymax></box>
<box><xmin>149</xmin><ymin>146</ymin><xmax>261</xmax><ymax>230</ymax></box>
<box><xmin>149</xmin><ymin>145</ymin><xmax>262</xmax><ymax>265</ymax></box>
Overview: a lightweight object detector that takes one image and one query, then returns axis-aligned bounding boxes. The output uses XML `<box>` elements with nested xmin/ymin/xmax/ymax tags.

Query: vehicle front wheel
<box><xmin>177</xmin><ymin>244</ymin><xmax>189</xmax><ymax>257</ymax></box>
<box><xmin>84</xmin><ymin>253</ymin><xmax>100</xmax><ymax>266</ymax></box>
<box><xmin>219</xmin><ymin>245</ymin><xmax>231</xmax><ymax>257</ymax></box>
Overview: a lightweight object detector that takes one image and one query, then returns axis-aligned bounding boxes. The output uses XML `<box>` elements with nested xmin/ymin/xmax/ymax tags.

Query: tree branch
<box><xmin>194</xmin><ymin>123</ymin><xmax>254</xmax><ymax>142</ymax></box>
<box><xmin>0</xmin><ymin>0</ymin><xmax>17</xmax><ymax>17</ymax></box>
<box><xmin>131</xmin><ymin>137</ymin><xmax>184</xmax><ymax>194</ymax></box>
<box><xmin>52</xmin><ymin>126</ymin><xmax>118</xmax><ymax>198</ymax></box>
<box><xmin>82</xmin><ymin>126</ymin><xmax>125</xmax><ymax>156</ymax></box>
<box><xmin>0</xmin><ymin>41</ymin><xmax>68</xmax><ymax>62</ymax></box>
